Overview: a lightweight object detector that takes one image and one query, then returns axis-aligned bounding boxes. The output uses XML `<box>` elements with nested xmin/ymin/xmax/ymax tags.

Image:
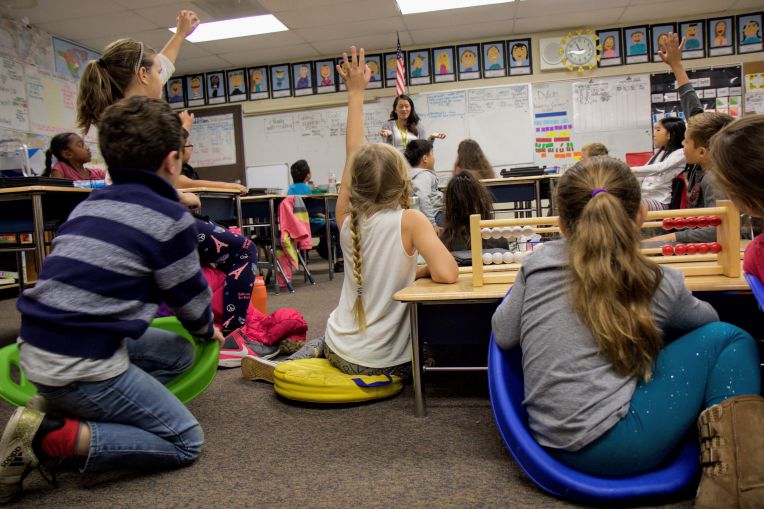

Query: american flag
<box><xmin>395</xmin><ymin>34</ymin><xmax>406</xmax><ymax>96</ymax></box>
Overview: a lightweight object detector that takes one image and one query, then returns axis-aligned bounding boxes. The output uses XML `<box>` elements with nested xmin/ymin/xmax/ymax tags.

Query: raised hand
<box><xmin>336</xmin><ymin>46</ymin><xmax>371</xmax><ymax>93</ymax></box>
<box><xmin>657</xmin><ymin>32</ymin><xmax>685</xmax><ymax>68</ymax></box>
<box><xmin>179</xmin><ymin>110</ymin><xmax>195</xmax><ymax>132</ymax></box>
<box><xmin>176</xmin><ymin>10</ymin><xmax>201</xmax><ymax>38</ymax></box>
<box><xmin>380</xmin><ymin>129</ymin><xmax>393</xmax><ymax>137</ymax></box>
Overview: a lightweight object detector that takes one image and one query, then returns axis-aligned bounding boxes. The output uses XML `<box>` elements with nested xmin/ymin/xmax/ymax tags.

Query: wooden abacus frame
<box><xmin>469</xmin><ymin>200</ymin><xmax>741</xmax><ymax>287</ymax></box>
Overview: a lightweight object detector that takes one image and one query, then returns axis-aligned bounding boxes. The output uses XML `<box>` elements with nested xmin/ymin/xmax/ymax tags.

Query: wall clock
<box><xmin>560</xmin><ymin>29</ymin><xmax>601</xmax><ymax>71</ymax></box>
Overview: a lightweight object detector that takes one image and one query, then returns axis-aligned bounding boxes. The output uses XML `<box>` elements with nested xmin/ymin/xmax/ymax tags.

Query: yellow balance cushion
<box><xmin>273</xmin><ymin>358</ymin><xmax>404</xmax><ymax>403</ymax></box>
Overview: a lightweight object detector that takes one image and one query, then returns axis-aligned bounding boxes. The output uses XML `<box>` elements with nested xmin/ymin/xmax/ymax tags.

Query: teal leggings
<box><xmin>551</xmin><ymin>322</ymin><xmax>761</xmax><ymax>476</ymax></box>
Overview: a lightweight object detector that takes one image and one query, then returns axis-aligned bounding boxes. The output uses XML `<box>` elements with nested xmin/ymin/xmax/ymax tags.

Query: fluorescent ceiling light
<box><xmin>169</xmin><ymin>15</ymin><xmax>288</xmax><ymax>43</ymax></box>
<box><xmin>396</xmin><ymin>0</ymin><xmax>514</xmax><ymax>15</ymax></box>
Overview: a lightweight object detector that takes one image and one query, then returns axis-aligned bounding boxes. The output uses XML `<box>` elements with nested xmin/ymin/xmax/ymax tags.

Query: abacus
<box><xmin>469</xmin><ymin>200</ymin><xmax>741</xmax><ymax>287</ymax></box>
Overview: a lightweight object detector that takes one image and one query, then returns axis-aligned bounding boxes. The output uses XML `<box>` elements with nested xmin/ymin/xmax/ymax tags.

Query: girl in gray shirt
<box><xmin>492</xmin><ymin>157</ymin><xmax>762</xmax><ymax>495</ymax></box>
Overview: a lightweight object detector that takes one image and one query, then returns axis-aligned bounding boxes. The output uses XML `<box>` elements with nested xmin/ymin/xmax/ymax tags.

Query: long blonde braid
<box><xmin>348</xmin><ymin>200</ymin><xmax>366</xmax><ymax>331</ymax></box>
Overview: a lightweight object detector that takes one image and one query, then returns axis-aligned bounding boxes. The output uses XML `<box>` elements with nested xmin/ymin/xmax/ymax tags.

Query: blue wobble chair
<box><xmin>488</xmin><ymin>335</ymin><xmax>700</xmax><ymax>503</ymax></box>
<box><xmin>744</xmin><ymin>273</ymin><xmax>764</xmax><ymax>311</ymax></box>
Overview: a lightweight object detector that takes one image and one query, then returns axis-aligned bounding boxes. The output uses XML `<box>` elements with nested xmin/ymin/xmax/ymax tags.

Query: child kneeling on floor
<box><xmin>492</xmin><ymin>156</ymin><xmax>763</xmax><ymax>507</ymax></box>
<box><xmin>242</xmin><ymin>47</ymin><xmax>457</xmax><ymax>384</ymax></box>
<box><xmin>0</xmin><ymin>96</ymin><xmax>223</xmax><ymax>503</ymax></box>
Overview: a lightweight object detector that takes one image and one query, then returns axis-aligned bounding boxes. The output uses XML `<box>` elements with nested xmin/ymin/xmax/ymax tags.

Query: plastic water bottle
<box><xmin>250</xmin><ymin>276</ymin><xmax>267</xmax><ymax>315</ymax></box>
<box><xmin>328</xmin><ymin>172</ymin><xmax>337</xmax><ymax>193</ymax></box>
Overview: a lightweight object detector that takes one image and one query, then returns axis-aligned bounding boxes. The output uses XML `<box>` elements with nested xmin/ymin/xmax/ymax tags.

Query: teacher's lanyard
<box><xmin>397</xmin><ymin>122</ymin><xmax>408</xmax><ymax>147</ymax></box>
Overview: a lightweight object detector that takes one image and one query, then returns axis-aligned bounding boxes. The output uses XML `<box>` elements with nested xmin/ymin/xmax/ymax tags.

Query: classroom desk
<box><xmin>439</xmin><ymin>175</ymin><xmax>560</xmax><ymax>216</ymax></box>
<box><xmin>182</xmin><ymin>187</ymin><xmax>242</xmax><ymax>228</ymax></box>
<box><xmin>301</xmin><ymin>194</ymin><xmax>338</xmax><ymax>280</ymax></box>
<box><xmin>240</xmin><ymin>194</ymin><xmax>285</xmax><ymax>293</ymax></box>
<box><xmin>0</xmin><ymin>186</ymin><xmax>91</xmax><ymax>274</ymax></box>
<box><xmin>393</xmin><ymin>261</ymin><xmax>752</xmax><ymax>417</ymax></box>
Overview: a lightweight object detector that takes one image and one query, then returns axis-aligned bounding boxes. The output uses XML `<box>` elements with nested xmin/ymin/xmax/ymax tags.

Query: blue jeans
<box><xmin>551</xmin><ymin>322</ymin><xmax>761</xmax><ymax>476</ymax></box>
<box><xmin>34</xmin><ymin>328</ymin><xmax>203</xmax><ymax>473</ymax></box>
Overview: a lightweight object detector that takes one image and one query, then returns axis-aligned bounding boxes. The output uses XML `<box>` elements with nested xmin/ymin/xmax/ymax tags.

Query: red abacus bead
<box><xmin>673</xmin><ymin>218</ymin><xmax>686</xmax><ymax>229</ymax></box>
<box><xmin>662</xmin><ymin>245</ymin><xmax>674</xmax><ymax>256</ymax></box>
<box><xmin>696</xmin><ymin>216</ymin><xmax>709</xmax><ymax>228</ymax></box>
<box><xmin>674</xmin><ymin>244</ymin><xmax>687</xmax><ymax>255</ymax></box>
<box><xmin>662</xmin><ymin>218</ymin><xmax>675</xmax><ymax>230</ymax></box>
<box><xmin>709</xmin><ymin>242</ymin><xmax>722</xmax><ymax>254</ymax></box>
<box><xmin>687</xmin><ymin>244</ymin><xmax>699</xmax><ymax>255</ymax></box>
<box><xmin>682</xmin><ymin>217</ymin><xmax>694</xmax><ymax>229</ymax></box>
<box><xmin>708</xmin><ymin>215</ymin><xmax>721</xmax><ymax>227</ymax></box>
<box><xmin>697</xmin><ymin>243</ymin><xmax>710</xmax><ymax>254</ymax></box>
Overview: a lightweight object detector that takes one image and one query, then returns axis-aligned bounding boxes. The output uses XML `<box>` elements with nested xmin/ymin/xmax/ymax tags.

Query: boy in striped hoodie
<box><xmin>0</xmin><ymin>96</ymin><xmax>223</xmax><ymax>503</ymax></box>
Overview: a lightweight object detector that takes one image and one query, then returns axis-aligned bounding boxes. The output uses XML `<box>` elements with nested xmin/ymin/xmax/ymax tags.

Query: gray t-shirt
<box><xmin>381</xmin><ymin>120</ymin><xmax>428</xmax><ymax>152</ymax></box>
<box><xmin>491</xmin><ymin>239</ymin><xmax>718</xmax><ymax>451</ymax></box>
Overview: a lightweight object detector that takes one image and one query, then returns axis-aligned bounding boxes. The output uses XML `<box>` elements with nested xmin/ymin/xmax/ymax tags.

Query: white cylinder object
<box><xmin>514</xmin><ymin>251</ymin><xmax>525</xmax><ymax>263</ymax></box>
<box><xmin>502</xmin><ymin>251</ymin><xmax>514</xmax><ymax>264</ymax></box>
<box><xmin>491</xmin><ymin>228</ymin><xmax>502</xmax><ymax>239</ymax></box>
<box><xmin>492</xmin><ymin>252</ymin><xmax>503</xmax><ymax>265</ymax></box>
<box><xmin>522</xmin><ymin>225</ymin><xmax>534</xmax><ymax>234</ymax></box>
<box><xmin>481</xmin><ymin>228</ymin><xmax>491</xmax><ymax>239</ymax></box>
<box><xmin>482</xmin><ymin>252</ymin><xmax>493</xmax><ymax>265</ymax></box>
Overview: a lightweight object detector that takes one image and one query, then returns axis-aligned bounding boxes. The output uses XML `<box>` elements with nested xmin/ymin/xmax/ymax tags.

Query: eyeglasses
<box><xmin>184</xmin><ymin>144</ymin><xmax>194</xmax><ymax>148</ymax></box>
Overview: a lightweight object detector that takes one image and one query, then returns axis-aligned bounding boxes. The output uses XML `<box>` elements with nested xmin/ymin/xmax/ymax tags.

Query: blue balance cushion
<box><xmin>744</xmin><ymin>273</ymin><xmax>764</xmax><ymax>312</ymax></box>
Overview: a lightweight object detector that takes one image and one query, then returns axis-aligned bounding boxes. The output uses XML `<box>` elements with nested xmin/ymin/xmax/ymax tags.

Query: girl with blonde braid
<box><xmin>243</xmin><ymin>46</ymin><xmax>457</xmax><ymax>383</ymax></box>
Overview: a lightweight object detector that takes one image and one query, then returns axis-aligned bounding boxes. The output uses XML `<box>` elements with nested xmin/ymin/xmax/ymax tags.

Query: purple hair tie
<box><xmin>591</xmin><ymin>188</ymin><xmax>608</xmax><ymax>197</ymax></box>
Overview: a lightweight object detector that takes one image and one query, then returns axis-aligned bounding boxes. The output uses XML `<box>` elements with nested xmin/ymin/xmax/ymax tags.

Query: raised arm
<box><xmin>658</xmin><ymin>33</ymin><xmax>703</xmax><ymax>118</ymax></box>
<box><xmin>160</xmin><ymin>10</ymin><xmax>200</xmax><ymax>64</ymax></box>
<box><xmin>335</xmin><ymin>46</ymin><xmax>371</xmax><ymax>229</ymax></box>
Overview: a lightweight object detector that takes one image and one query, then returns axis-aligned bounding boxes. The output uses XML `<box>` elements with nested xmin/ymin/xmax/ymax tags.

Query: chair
<box><xmin>487</xmin><ymin>335</ymin><xmax>699</xmax><ymax>503</ymax></box>
<box><xmin>669</xmin><ymin>173</ymin><xmax>688</xmax><ymax>210</ymax></box>
<box><xmin>744</xmin><ymin>273</ymin><xmax>764</xmax><ymax>312</ymax></box>
<box><xmin>0</xmin><ymin>317</ymin><xmax>219</xmax><ymax>407</ymax></box>
<box><xmin>625</xmin><ymin>152</ymin><xmax>654</xmax><ymax>167</ymax></box>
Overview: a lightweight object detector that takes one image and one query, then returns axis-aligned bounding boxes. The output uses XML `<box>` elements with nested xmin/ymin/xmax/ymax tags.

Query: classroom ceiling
<box><xmin>3</xmin><ymin>0</ymin><xmax>761</xmax><ymax>74</ymax></box>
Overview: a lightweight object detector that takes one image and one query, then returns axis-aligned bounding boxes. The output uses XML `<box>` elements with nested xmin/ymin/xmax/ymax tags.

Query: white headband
<box><xmin>134</xmin><ymin>41</ymin><xmax>144</xmax><ymax>73</ymax></box>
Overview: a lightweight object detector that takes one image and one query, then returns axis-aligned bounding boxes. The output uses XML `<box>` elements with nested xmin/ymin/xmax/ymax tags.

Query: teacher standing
<box><xmin>380</xmin><ymin>94</ymin><xmax>445</xmax><ymax>151</ymax></box>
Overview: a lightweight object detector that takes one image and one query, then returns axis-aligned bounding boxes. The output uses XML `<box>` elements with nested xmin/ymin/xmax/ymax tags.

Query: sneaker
<box><xmin>0</xmin><ymin>407</ymin><xmax>43</xmax><ymax>503</ymax></box>
<box><xmin>218</xmin><ymin>328</ymin><xmax>279</xmax><ymax>368</ymax></box>
<box><xmin>333</xmin><ymin>260</ymin><xmax>344</xmax><ymax>273</ymax></box>
<box><xmin>241</xmin><ymin>356</ymin><xmax>278</xmax><ymax>383</ymax></box>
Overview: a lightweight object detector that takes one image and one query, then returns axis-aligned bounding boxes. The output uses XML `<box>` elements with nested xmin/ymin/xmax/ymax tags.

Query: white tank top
<box><xmin>325</xmin><ymin>208</ymin><xmax>417</xmax><ymax>368</ymax></box>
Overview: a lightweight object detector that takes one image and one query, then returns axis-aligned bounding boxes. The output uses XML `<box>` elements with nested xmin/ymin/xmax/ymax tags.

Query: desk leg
<box><xmin>269</xmin><ymin>198</ymin><xmax>279</xmax><ymax>295</ymax></box>
<box><xmin>549</xmin><ymin>178</ymin><xmax>557</xmax><ymax>216</ymax></box>
<box><xmin>534</xmin><ymin>180</ymin><xmax>542</xmax><ymax>217</ymax></box>
<box><xmin>235</xmin><ymin>196</ymin><xmax>243</xmax><ymax>230</ymax></box>
<box><xmin>32</xmin><ymin>194</ymin><xmax>45</xmax><ymax>272</ymax></box>
<box><xmin>409</xmin><ymin>303</ymin><xmax>427</xmax><ymax>417</ymax></box>
<box><xmin>326</xmin><ymin>196</ymin><xmax>334</xmax><ymax>280</ymax></box>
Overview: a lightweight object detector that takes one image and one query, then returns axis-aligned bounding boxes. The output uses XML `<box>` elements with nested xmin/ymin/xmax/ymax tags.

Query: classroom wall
<box><xmin>238</xmin><ymin>8</ymin><xmax>764</xmax><ymax>117</ymax></box>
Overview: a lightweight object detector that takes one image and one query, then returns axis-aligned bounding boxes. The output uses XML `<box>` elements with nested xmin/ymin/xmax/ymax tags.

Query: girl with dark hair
<box><xmin>440</xmin><ymin>172</ymin><xmax>506</xmax><ymax>252</ymax></box>
<box><xmin>453</xmin><ymin>139</ymin><xmax>495</xmax><ymax>179</ymax></box>
<box><xmin>630</xmin><ymin>116</ymin><xmax>687</xmax><ymax>210</ymax></box>
<box><xmin>379</xmin><ymin>94</ymin><xmax>445</xmax><ymax>152</ymax></box>
<box><xmin>492</xmin><ymin>157</ymin><xmax>762</xmax><ymax>506</ymax></box>
<box><xmin>43</xmin><ymin>132</ymin><xmax>106</xmax><ymax>181</ymax></box>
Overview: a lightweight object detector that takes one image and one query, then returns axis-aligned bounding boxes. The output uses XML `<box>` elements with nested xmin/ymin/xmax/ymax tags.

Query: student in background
<box><xmin>288</xmin><ymin>159</ymin><xmax>343</xmax><ymax>271</ymax></box>
<box><xmin>580</xmin><ymin>143</ymin><xmax>608</xmax><ymax>160</ymax></box>
<box><xmin>76</xmin><ymin>21</ymin><xmax>263</xmax><ymax>353</ymax></box>
<box><xmin>453</xmin><ymin>139</ymin><xmax>495</xmax><ymax>179</ymax></box>
<box><xmin>0</xmin><ymin>97</ymin><xmax>224</xmax><ymax>503</ymax></box>
<box><xmin>242</xmin><ymin>47</ymin><xmax>457</xmax><ymax>384</ymax></box>
<box><xmin>176</xmin><ymin>130</ymin><xmax>248</xmax><ymax>193</ymax></box>
<box><xmin>440</xmin><ymin>172</ymin><xmax>507</xmax><ymax>252</ymax></box>
<box><xmin>706</xmin><ymin>115</ymin><xmax>764</xmax><ymax>281</ymax></box>
<box><xmin>492</xmin><ymin>157</ymin><xmax>762</xmax><ymax>507</ymax></box>
<box><xmin>42</xmin><ymin>132</ymin><xmax>106</xmax><ymax>181</ymax></box>
<box><xmin>404</xmin><ymin>139</ymin><xmax>443</xmax><ymax>227</ymax></box>
<box><xmin>630</xmin><ymin>117</ymin><xmax>687</xmax><ymax>211</ymax></box>
<box><xmin>649</xmin><ymin>33</ymin><xmax>732</xmax><ymax>243</ymax></box>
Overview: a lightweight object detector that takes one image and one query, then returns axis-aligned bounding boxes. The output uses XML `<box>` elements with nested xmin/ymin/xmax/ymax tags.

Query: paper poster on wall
<box><xmin>52</xmin><ymin>36</ymin><xmax>100</xmax><ymax>81</ymax></box>
<box><xmin>0</xmin><ymin>56</ymin><xmax>28</xmax><ymax>132</ymax></box>
<box><xmin>191</xmin><ymin>113</ymin><xmax>236</xmax><ymax>168</ymax></box>
<box><xmin>573</xmin><ymin>75</ymin><xmax>650</xmax><ymax>133</ymax></box>
<box><xmin>533</xmin><ymin>82</ymin><xmax>577</xmax><ymax>165</ymax></box>
<box><xmin>745</xmin><ymin>73</ymin><xmax>764</xmax><ymax>113</ymax></box>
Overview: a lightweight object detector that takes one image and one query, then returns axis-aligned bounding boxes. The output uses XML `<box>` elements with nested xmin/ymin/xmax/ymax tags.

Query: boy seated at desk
<box><xmin>176</xmin><ymin>131</ymin><xmax>248</xmax><ymax>194</ymax></box>
<box><xmin>288</xmin><ymin>159</ymin><xmax>343</xmax><ymax>272</ymax></box>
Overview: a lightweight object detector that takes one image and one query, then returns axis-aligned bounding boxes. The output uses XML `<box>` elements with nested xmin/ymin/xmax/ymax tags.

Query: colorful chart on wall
<box><xmin>52</xmin><ymin>37</ymin><xmax>100</xmax><ymax>81</ymax></box>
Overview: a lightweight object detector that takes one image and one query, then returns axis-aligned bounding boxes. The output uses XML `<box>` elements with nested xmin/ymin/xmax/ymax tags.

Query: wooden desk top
<box><xmin>182</xmin><ymin>187</ymin><xmax>241</xmax><ymax>195</ymax></box>
<box><xmin>0</xmin><ymin>186</ymin><xmax>92</xmax><ymax>195</ymax></box>
<box><xmin>239</xmin><ymin>194</ymin><xmax>286</xmax><ymax>202</ymax></box>
<box><xmin>394</xmin><ymin>260</ymin><xmax>750</xmax><ymax>303</ymax></box>
<box><xmin>481</xmin><ymin>175</ymin><xmax>560</xmax><ymax>185</ymax></box>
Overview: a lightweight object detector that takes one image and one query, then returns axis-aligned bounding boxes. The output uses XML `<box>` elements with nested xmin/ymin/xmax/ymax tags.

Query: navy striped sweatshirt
<box><xmin>18</xmin><ymin>168</ymin><xmax>214</xmax><ymax>359</ymax></box>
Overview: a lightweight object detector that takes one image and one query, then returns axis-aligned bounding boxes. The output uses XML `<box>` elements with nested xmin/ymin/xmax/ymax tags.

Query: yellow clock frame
<box><xmin>560</xmin><ymin>29</ymin><xmax>602</xmax><ymax>72</ymax></box>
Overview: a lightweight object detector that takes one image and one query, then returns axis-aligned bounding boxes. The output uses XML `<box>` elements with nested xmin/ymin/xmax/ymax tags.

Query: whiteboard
<box><xmin>532</xmin><ymin>75</ymin><xmax>652</xmax><ymax>169</ymax></box>
<box><xmin>244</xmin><ymin>83</ymin><xmax>535</xmax><ymax>185</ymax></box>
<box><xmin>192</xmin><ymin>113</ymin><xmax>237</xmax><ymax>168</ymax></box>
<box><xmin>246</xmin><ymin>163</ymin><xmax>289</xmax><ymax>193</ymax></box>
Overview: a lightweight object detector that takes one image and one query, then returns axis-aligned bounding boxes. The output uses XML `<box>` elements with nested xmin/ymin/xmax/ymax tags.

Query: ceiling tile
<box><xmin>197</xmin><ymin>31</ymin><xmax>306</xmax><ymax>54</ymax></box>
<box><xmin>219</xmin><ymin>44</ymin><xmax>320</xmax><ymax>67</ymax></box>
<box><xmin>310</xmin><ymin>34</ymin><xmax>414</xmax><ymax>55</ymax></box>
<box><xmin>113</xmin><ymin>0</ymin><xmax>187</xmax><ymax>7</ymax></box>
<box><xmin>294</xmin><ymin>17</ymin><xmax>406</xmax><ymax>42</ymax></box>
<box><xmin>402</xmin><ymin>4</ymin><xmax>515</xmax><ymax>30</ymax></box>
<box><xmin>516</xmin><ymin>8</ymin><xmax>625</xmax><ymax>33</ymax></box>
<box><xmin>38</xmin><ymin>11</ymin><xmax>157</xmax><ymax>40</ymax></box>
<box><xmin>133</xmin><ymin>3</ymin><xmax>217</xmax><ymax>26</ymax></box>
<box><xmin>173</xmin><ymin>55</ymin><xmax>234</xmax><ymax>74</ymax></box>
<box><xmin>258</xmin><ymin>0</ymin><xmax>357</xmax><ymax>13</ymax></box>
<box><xmin>620</xmin><ymin>0</ymin><xmax>735</xmax><ymax>24</ymax></box>
<box><xmin>5</xmin><ymin>0</ymin><xmax>125</xmax><ymax>25</ymax></box>
<box><xmin>274</xmin><ymin>0</ymin><xmax>400</xmax><ymax>29</ymax></box>
<box><xmin>410</xmin><ymin>20</ymin><xmax>516</xmax><ymax>46</ymax></box>
<box><xmin>515</xmin><ymin>0</ymin><xmax>629</xmax><ymax>19</ymax></box>
<box><xmin>730</xmin><ymin>0</ymin><xmax>764</xmax><ymax>10</ymax></box>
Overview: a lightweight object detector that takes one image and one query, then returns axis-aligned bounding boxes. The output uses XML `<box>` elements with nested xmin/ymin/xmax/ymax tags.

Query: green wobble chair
<box><xmin>0</xmin><ymin>317</ymin><xmax>220</xmax><ymax>407</ymax></box>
